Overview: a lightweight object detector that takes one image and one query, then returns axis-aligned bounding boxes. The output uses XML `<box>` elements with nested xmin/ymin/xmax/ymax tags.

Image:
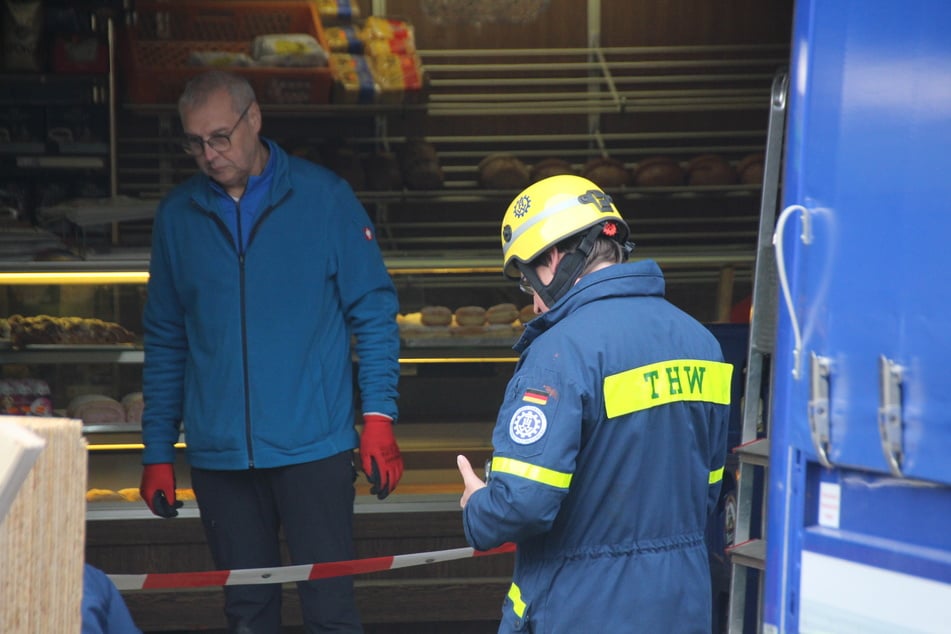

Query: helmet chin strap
<box><xmin>520</xmin><ymin>224</ymin><xmax>605</xmax><ymax>308</ymax></box>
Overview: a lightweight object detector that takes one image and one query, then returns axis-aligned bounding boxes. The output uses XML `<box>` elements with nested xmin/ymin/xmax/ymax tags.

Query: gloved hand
<box><xmin>360</xmin><ymin>414</ymin><xmax>403</xmax><ymax>500</ymax></box>
<box><xmin>139</xmin><ymin>463</ymin><xmax>183</xmax><ymax>518</ymax></box>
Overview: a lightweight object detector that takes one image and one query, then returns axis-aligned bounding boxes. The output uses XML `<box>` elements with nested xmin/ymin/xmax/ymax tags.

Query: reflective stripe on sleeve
<box><xmin>709</xmin><ymin>466</ymin><xmax>724</xmax><ymax>485</ymax></box>
<box><xmin>603</xmin><ymin>359</ymin><xmax>733</xmax><ymax>418</ymax></box>
<box><xmin>491</xmin><ymin>456</ymin><xmax>572</xmax><ymax>490</ymax></box>
<box><xmin>508</xmin><ymin>582</ymin><xmax>527</xmax><ymax>618</ymax></box>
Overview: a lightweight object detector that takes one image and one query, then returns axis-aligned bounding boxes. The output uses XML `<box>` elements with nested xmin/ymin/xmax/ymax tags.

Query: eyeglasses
<box><xmin>181</xmin><ymin>101</ymin><xmax>253</xmax><ymax>156</ymax></box>
<box><xmin>518</xmin><ymin>275</ymin><xmax>536</xmax><ymax>296</ymax></box>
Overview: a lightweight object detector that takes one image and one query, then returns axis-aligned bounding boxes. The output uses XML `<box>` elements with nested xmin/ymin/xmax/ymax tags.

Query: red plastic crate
<box><xmin>121</xmin><ymin>1</ymin><xmax>333</xmax><ymax>104</ymax></box>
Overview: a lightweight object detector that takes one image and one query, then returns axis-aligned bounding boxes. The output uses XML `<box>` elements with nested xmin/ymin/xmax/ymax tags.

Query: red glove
<box><xmin>360</xmin><ymin>414</ymin><xmax>403</xmax><ymax>499</ymax></box>
<box><xmin>140</xmin><ymin>463</ymin><xmax>183</xmax><ymax>518</ymax></box>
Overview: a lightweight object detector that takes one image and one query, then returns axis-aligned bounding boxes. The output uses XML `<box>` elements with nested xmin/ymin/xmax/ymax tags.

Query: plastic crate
<box><xmin>121</xmin><ymin>1</ymin><xmax>333</xmax><ymax>104</ymax></box>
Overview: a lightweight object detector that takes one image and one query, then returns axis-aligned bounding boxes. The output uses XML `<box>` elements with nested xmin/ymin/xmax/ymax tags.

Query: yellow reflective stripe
<box><xmin>603</xmin><ymin>359</ymin><xmax>733</xmax><ymax>418</ymax></box>
<box><xmin>508</xmin><ymin>582</ymin><xmax>526</xmax><ymax>618</ymax></box>
<box><xmin>491</xmin><ymin>456</ymin><xmax>572</xmax><ymax>489</ymax></box>
<box><xmin>709</xmin><ymin>466</ymin><xmax>724</xmax><ymax>485</ymax></box>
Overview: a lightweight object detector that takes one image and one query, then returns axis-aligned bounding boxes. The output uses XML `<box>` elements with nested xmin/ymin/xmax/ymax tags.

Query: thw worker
<box><xmin>458</xmin><ymin>174</ymin><xmax>733</xmax><ymax>633</ymax></box>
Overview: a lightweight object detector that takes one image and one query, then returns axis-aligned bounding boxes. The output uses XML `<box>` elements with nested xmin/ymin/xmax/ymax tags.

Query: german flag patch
<box><xmin>522</xmin><ymin>388</ymin><xmax>549</xmax><ymax>406</ymax></box>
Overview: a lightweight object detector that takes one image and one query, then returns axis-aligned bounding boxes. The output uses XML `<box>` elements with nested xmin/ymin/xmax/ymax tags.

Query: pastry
<box><xmin>117</xmin><ymin>487</ymin><xmax>142</xmax><ymax>502</ymax></box>
<box><xmin>6</xmin><ymin>314</ymin><xmax>135</xmax><ymax>346</ymax></box>
<box><xmin>175</xmin><ymin>488</ymin><xmax>197</xmax><ymax>501</ymax></box>
<box><xmin>633</xmin><ymin>156</ymin><xmax>685</xmax><ymax>187</ymax></box>
<box><xmin>86</xmin><ymin>488</ymin><xmax>123</xmax><ymax>502</ymax></box>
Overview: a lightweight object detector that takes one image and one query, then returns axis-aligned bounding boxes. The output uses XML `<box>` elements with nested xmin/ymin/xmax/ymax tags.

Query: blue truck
<box><xmin>762</xmin><ymin>1</ymin><xmax>951</xmax><ymax>632</ymax></box>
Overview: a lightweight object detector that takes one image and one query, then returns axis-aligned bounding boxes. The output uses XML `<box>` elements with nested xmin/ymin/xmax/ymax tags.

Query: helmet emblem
<box><xmin>578</xmin><ymin>189</ymin><xmax>613</xmax><ymax>212</ymax></box>
<box><xmin>513</xmin><ymin>194</ymin><xmax>531</xmax><ymax>218</ymax></box>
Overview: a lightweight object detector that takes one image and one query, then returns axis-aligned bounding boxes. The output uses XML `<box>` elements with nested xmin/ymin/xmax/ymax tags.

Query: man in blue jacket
<box><xmin>458</xmin><ymin>174</ymin><xmax>732</xmax><ymax>633</ymax></box>
<box><xmin>139</xmin><ymin>70</ymin><xmax>402</xmax><ymax>632</ymax></box>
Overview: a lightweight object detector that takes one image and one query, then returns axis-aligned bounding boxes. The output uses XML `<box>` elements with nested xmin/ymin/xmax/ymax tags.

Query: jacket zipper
<box><xmin>194</xmin><ymin>188</ymin><xmax>289</xmax><ymax>469</ymax></box>
<box><xmin>236</xmin><ymin>202</ymin><xmax>255</xmax><ymax>468</ymax></box>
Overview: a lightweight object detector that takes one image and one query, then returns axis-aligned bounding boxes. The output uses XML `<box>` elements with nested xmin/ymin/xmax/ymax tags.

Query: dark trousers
<box><xmin>191</xmin><ymin>451</ymin><xmax>362</xmax><ymax>633</ymax></box>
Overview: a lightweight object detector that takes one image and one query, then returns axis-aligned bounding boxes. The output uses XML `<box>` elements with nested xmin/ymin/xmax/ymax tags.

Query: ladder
<box><xmin>726</xmin><ymin>68</ymin><xmax>788</xmax><ymax>634</ymax></box>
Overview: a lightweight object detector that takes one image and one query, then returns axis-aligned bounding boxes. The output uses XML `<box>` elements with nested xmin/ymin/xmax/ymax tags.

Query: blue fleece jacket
<box><xmin>141</xmin><ymin>140</ymin><xmax>400</xmax><ymax>469</ymax></box>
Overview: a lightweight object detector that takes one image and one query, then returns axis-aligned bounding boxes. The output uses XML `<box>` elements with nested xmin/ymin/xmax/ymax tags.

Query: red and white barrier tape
<box><xmin>109</xmin><ymin>542</ymin><xmax>516</xmax><ymax>591</ymax></box>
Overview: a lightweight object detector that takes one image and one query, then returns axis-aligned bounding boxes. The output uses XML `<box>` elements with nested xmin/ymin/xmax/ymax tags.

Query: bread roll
<box><xmin>486</xmin><ymin>303</ymin><xmax>519</xmax><ymax>325</ymax></box>
<box><xmin>478</xmin><ymin>153</ymin><xmax>530</xmax><ymax>189</ymax></box>
<box><xmin>737</xmin><ymin>152</ymin><xmax>765</xmax><ymax>185</ymax></box>
<box><xmin>518</xmin><ymin>304</ymin><xmax>537</xmax><ymax>324</ymax></box>
<box><xmin>454</xmin><ymin>305</ymin><xmax>487</xmax><ymax>326</ymax></box>
<box><xmin>420</xmin><ymin>305</ymin><xmax>452</xmax><ymax>327</ymax></box>
<box><xmin>633</xmin><ymin>156</ymin><xmax>685</xmax><ymax>187</ymax></box>
<box><xmin>581</xmin><ymin>157</ymin><xmax>630</xmax><ymax>188</ymax></box>
<box><xmin>687</xmin><ymin>154</ymin><xmax>738</xmax><ymax>186</ymax></box>
<box><xmin>530</xmin><ymin>158</ymin><xmax>575</xmax><ymax>183</ymax></box>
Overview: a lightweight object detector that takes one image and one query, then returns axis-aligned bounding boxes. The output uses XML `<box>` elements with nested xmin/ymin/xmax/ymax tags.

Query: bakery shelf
<box><xmin>0</xmin><ymin>347</ymin><xmax>144</xmax><ymax>365</ymax></box>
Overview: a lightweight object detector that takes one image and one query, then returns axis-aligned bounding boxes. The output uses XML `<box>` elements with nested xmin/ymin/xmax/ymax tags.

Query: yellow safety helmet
<box><xmin>500</xmin><ymin>174</ymin><xmax>630</xmax><ymax>279</ymax></box>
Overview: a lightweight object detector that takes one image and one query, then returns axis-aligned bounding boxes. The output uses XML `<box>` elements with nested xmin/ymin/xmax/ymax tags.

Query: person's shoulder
<box><xmin>286</xmin><ymin>152</ymin><xmax>341</xmax><ymax>183</ymax></box>
<box><xmin>155</xmin><ymin>173</ymin><xmax>204</xmax><ymax>216</ymax></box>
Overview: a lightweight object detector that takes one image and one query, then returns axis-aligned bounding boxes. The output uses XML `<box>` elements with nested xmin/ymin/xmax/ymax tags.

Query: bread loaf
<box><xmin>67</xmin><ymin>394</ymin><xmax>125</xmax><ymax>425</ymax></box>
<box><xmin>687</xmin><ymin>154</ymin><xmax>738</xmax><ymax>186</ymax></box>
<box><xmin>420</xmin><ymin>305</ymin><xmax>452</xmax><ymax>327</ymax></box>
<box><xmin>486</xmin><ymin>303</ymin><xmax>519</xmax><ymax>325</ymax></box>
<box><xmin>478</xmin><ymin>153</ymin><xmax>530</xmax><ymax>189</ymax></box>
<box><xmin>530</xmin><ymin>158</ymin><xmax>575</xmax><ymax>183</ymax></box>
<box><xmin>633</xmin><ymin>156</ymin><xmax>685</xmax><ymax>187</ymax></box>
<box><xmin>454</xmin><ymin>305</ymin><xmax>487</xmax><ymax>327</ymax></box>
<box><xmin>581</xmin><ymin>157</ymin><xmax>630</xmax><ymax>188</ymax></box>
<box><xmin>121</xmin><ymin>392</ymin><xmax>144</xmax><ymax>425</ymax></box>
